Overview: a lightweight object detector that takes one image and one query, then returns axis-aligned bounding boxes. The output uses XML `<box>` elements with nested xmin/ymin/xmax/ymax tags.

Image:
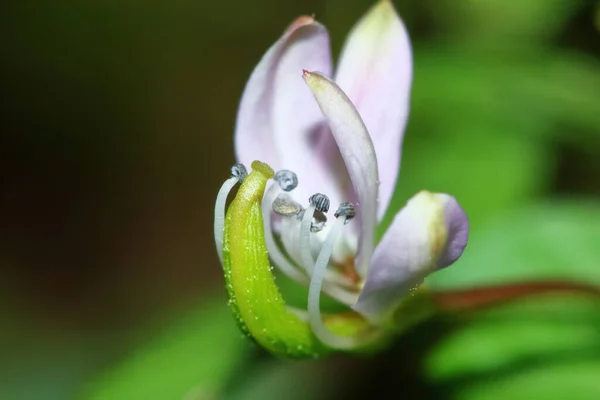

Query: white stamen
<box><xmin>214</xmin><ymin>163</ymin><xmax>247</xmax><ymax>265</ymax></box>
<box><xmin>308</xmin><ymin>203</ymin><xmax>364</xmax><ymax>349</ymax></box>
<box><xmin>294</xmin><ymin>193</ymin><xmax>355</xmax><ymax>290</ymax></box>
<box><xmin>262</xmin><ymin>182</ymin><xmax>308</xmax><ymax>284</ymax></box>
<box><xmin>299</xmin><ymin>192</ymin><xmax>330</xmax><ymax>273</ymax></box>
<box><xmin>264</xmin><ymin>178</ymin><xmax>356</xmax><ymax>304</ymax></box>
<box><xmin>262</xmin><ymin>177</ymin><xmax>357</xmax><ymax>296</ymax></box>
<box><xmin>322</xmin><ymin>282</ymin><xmax>359</xmax><ymax>305</ymax></box>
<box><xmin>299</xmin><ymin>204</ymin><xmax>316</xmax><ymax>274</ymax></box>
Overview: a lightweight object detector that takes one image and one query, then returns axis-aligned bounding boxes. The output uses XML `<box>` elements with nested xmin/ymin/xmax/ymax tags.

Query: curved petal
<box><xmin>303</xmin><ymin>71</ymin><xmax>378</xmax><ymax>277</ymax></box>
<box><xmin>353</xmin><ymin>191</ymin><xmax>469</xmax><ymax>323</ymax></box>
<box><xmin>334</xmin><ymin>0</ymin><xmax>413</xmax><ymax>219</ymax></box>
<box><xmin>234</xmin><ymin>16</ymin><xmax>337</xmax><ymax>205</ymax></box>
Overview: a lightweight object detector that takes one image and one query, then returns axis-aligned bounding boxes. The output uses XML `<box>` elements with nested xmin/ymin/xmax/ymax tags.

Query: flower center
<box><xmin>261</xmin><ymin>169</ymin><xmax>364</xmax><ymax>305</ymax></box>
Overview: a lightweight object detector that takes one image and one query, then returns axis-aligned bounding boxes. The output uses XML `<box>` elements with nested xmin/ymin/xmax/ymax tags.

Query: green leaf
<box><xmin>413</xmin><ymin>49</ymin><xmax>600</xmax><ymax>143</ymax></box>
<box><xmin>382</xmin><ymin>116</ymin><xmax>552</xmax><ymax>236</ymax></box>
<box><xmin>455</xmin><ymin>360</ymin><xmax>600</xmax><ymax>400</ymax></box>
<box><xmin>424</xmin><ymin>201</ymin><xmax>600</xmax><ymax>399</ymax></box>
<box><xmin>81</xmin><ymin>296</ymin><xmax>249</xmax><ymax>400</ymax></box>
<box><xmin>426</xmin><ymin>0</ymin><xmax>585</xmax><ymax>43</ymax></box>
<box><xmin>224</xmin><ymin>360</ymin><xmax>337</xmax><ymax>400</ymax></box>
<box><xmin>382</xmin><ymin>49</ymin><xmax>600</xmax><ymax>234</ymax></box>
<box><xmin>428</xmin><ymin>199</ymin><xmax>600</xmax><ymax>289</ymax></box>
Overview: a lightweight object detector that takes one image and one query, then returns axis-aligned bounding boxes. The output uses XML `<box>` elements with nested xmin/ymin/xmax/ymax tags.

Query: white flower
<box><xmin>215</xmin><ymin>0</ymin><xmax>469</xmax><ymax>350</ymax></box>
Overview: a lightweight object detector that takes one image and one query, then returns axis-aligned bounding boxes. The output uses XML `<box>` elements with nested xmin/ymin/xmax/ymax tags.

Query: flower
<box><xmin>214</xmin><ymin>0</ymin><xmax>469</xmax><ymax>356</ymax></box>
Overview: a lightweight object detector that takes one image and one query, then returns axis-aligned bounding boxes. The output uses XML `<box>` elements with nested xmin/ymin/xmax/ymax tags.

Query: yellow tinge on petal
<box><xmin>411</xmin><ymin>190</ymin><xmax>449</xmax><ymax>273</ymax></box>
<box><xmin>354</xmin><ymin>0</ymin><xmax>401</xmax><ymax>42</ymax></box>
<box><xmin>353</xmin><ymin>190</ymin><xmax>453</xmax><ymax>325</ymax></box>
<box><xmin>336</xmin><ymin>0</ymin><xmax>408</xmax><ymax>81</ymax></box>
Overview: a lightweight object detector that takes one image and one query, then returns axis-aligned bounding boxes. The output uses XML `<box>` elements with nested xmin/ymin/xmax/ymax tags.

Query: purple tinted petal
<box><xmin>334</xmin><ymin>0</ymin><xmax>413</xmax><ymax>219</ymax></box>
<box><xmin>353</xmin><ymin>191</ymin><xmax>469</xmax><ymax>323</ymax></box>
<box><xmin>436</xmin><ymin>194</ymin><xmax>470</xmax><ymax>268</ymax></box>
<box><xmin>303</xmin><ymin>71</ymin><xmax>378</xmax><ymax>277</ymax></box>
<box><xmin>235</xmin><ymin>17</ymin><xmax>333</xmax><ymax>202</ymax></box>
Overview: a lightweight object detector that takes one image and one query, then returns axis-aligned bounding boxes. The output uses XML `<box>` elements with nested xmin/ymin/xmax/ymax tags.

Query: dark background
<box><xmin>1</xmin><ymin>1</ymin><xmax>599</xmax><ymax>399</ymax></box>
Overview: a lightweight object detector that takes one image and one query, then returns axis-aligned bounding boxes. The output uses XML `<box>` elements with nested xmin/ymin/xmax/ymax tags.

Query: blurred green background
<box><xmin>1</xmin><ymin>0</ymin><xmax>599</xmax><ymax>399</ymax></box>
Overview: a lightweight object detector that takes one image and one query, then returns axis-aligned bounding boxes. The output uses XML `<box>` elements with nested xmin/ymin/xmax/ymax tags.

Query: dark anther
<box><xmin>230</xmin><ymin>163</ymin><xmax>248</xmax><ymax>182</ymax></box>
<box><xmin>309</xmin><ymin>193</ymin><xmax>330</xmax><ymax>213</ymax></box>
<box><xmin>275</xmin><ymin>170</ymin><xmax>298</xmax><ymax>192</ymax></box>
<box><xmin>334</xmin><ymin>202</ymin><xmax>356</xmax><ymax>224</ymax></box>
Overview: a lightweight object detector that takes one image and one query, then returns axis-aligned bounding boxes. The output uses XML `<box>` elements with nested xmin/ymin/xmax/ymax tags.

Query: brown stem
<box><xmin>431</xmin><ymin>281</ymin><xmax>600</xmax><ymax>312</ymax></box>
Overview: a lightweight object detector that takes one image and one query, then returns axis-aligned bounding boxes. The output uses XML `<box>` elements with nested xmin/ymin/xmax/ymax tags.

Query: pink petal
<box><xmin>353</xmin><ymin>191</ymin><xmax>469</xmax><ymax>323</ymax></box>
<box><xmin>303</xmin><ymin>71</ymin><xmax>379</xmax><ymax>277</ymax></box>
<box><xmin>234</xmin><ymin>16</ymin><xmax>337</xmax><ymax>204</ymax></box>
<box><xmin>334</xmin><ymin>0</ymin><xmax>413</xmax><ymax>219</ymax></box>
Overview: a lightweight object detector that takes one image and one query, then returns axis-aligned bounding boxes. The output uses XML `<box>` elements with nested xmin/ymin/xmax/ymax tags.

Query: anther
<box><xmin>275</xmin><ymin>170</ymin><xmax>298</xmax><ymax>192</ymax></box>
<box><xmin>310</xmin><ymin>212</ymin><xmax>327</xmax><ymax>233</ymax></box>
<box><xmin>334</xmin><ymin>202</ymin><xmax>356</xmax><ymax>224</ymax></box>
<box><xmin>272</xmin><ymin>193</ymin><xmax>303</xmax><ymax>217</ymax></box>
<box><xmin>262</xmin><ymin>184</ymin><xmax>310</xmax><ymax>286</ymax></box>
<box><xmin>309</xmin><ymin>193</ymin><xmax>330</xmax><ymax>213</ymax></box>
<box><xmin>230</xmin><ymin>163</ymin><xmax>248</xmax><ymax>182</ymax></box>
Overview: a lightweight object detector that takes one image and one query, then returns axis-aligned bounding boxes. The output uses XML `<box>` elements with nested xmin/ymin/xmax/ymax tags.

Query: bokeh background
<box><xmin>1</xmin><ymin>0</ymin><xmax>600</xmax><ymax>399</ymax></box>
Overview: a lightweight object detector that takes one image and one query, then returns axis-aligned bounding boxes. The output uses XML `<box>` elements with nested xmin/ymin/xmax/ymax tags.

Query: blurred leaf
<box><xmin>428</xmin><ymin>199</ymin><xmax>600</xmax><ymax>289</ymax></box>
<box><xmin>455</xmin><ymin>359</ymin><xmax>600</xmax><ymax>400</ymax></box>
<box><xmin>224</xmin><ymin>360</ymin><xmax>337</xmax><ymax>400</ymax></box>
<box><xmin>427</xmin><ymin>297</ymin><xmax>600</xmax><ymax>399</ymax></box>
<box><xmin>384</xmin><ymin>116</ymin><xmax>552</xmax><ymax>235</ymax></box>
<box><xmin>427</xmin><ymin>0</ymin><xmax>585</xmax><ymax>43</ymax></box>
<box><xmin>427</xmin><ymin>296</ymin><xmax>600</xmax><ymax>376</ymax></box>
<box><xmin>424</xmin><ymin>200</ymin><xmax>600</xmax><ymax>399</ymax></box>
<box><xmin>382</xmin><ymin>48</ymin><xmax>600</xmax><ymax>232</ymax></box>
<box><xmin>413</xmin><ymin>49</ymin><xmax>600</xmax><ymax>142</ymax></box>
<box><xmin>81</xmin><ymin>295</ymin><xmax>249</xmax><ymax>400</ymax></box>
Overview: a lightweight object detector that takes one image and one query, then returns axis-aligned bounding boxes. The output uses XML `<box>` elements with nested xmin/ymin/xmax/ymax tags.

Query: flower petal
<box><xmin>353</xmin><ymin>191</ymin><xmax>469</xmax><ymax>323</ymax></box>
<box><xmin>235</xmin><ymin>16</ymin><xmax>336</xmax><ymax>204</ymax></box>
<box><xmin>303</xmin><ymin>71</ymin><xmax>378</xmax><ymax>277</ymax></box>
<box><xmin>334</xmin><ymin>0</ymin><xmax>413</xmax><ymax>219</ymax></box>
